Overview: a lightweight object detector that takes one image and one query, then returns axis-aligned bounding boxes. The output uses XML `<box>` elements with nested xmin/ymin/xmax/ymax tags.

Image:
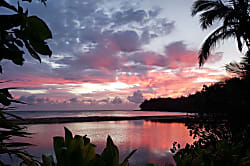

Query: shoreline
<box><xmin>11</xmin><ymin>115</ymin><xmax>190</xmax><ymax>125</ymax></box>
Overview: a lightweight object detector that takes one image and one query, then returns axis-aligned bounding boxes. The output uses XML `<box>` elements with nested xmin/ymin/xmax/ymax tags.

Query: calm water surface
<box><xmin>9</xmin><ymin>120</ymin><xmax>194</xmax><ymax>165</ymax></box>
<box><xmin>8</xmin><ymin>110</ymin><xmax>187</xmax><ymax>119</ymax></box>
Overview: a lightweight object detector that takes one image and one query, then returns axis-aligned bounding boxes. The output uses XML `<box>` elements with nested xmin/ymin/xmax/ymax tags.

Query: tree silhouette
<box><xmin>0</xmin><ymin>0</ymin><xmax>52</xmax><ymax>72</ymax></box>
<box><xmin>0</xmin><ymin>0</ymin><xmax>52</xmax><ymax>165</ymax></box>
<box><xmin>191</xmin><ymin>0</ymin><xmax>250</xmax><ymax>66</ymax></box>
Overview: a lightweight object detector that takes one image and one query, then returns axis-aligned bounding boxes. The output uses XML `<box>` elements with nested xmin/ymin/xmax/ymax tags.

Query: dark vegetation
<box><xmin>140</xmin><ymin>76</ymin><xmax>250</xmax><ymax>113</ymax></box>
<box><xmin>0</xmin><ymin>0</ymin><xmax>52</xmax><ymax>165</ymax></box>
<box><xmin>171</xmin><ymin>113</ymin><xmax>250</xmax><ymax>166</ymax></box>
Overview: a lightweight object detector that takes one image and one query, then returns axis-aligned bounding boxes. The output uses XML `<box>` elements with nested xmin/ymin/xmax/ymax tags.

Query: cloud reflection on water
<box><xmin>15</xmin><ymin>120</ymin><xmax>194</xmax><ymax>165</ymax></box>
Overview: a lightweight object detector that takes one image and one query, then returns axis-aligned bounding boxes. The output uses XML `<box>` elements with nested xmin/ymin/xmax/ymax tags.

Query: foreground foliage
<box><xmin>53</xmin><ymin>127</ymin><xmax>136</xmax><ymax>166</ymax></box>
<box><xmin>0</xmin><ymin>0</ymin><xmax>52</xmax><ymax>72</ymax></box>
<box><xmin>171</xmin><ymin>113</ymin><xmax>250</xmax><ymax>166</ymax></box>
<box><xmin>21</xmin><ymin>127</ymin><xmax>137</xmax><ymax>166</ymax></box>
<box><xmin>0</xmin><ymin>87</ymin><xmax>33</xmax><ymax>166</ymax></box>
<box><xmin>0</xmin><ymin>0</ymin><xmax>52</xmax><ymax>165</ymax></box>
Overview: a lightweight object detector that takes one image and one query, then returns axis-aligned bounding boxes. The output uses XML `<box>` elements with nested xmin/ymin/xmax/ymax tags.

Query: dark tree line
<box><xmin>140</xmin><ymin>76</ymin><xmax>250</xmax><ymax>114</ymax></box>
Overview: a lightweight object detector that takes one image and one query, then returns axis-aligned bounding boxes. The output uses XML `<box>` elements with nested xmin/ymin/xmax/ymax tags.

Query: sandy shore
<box><xmin>11</xmin><ymin>115</ymin><xmax>190</xmax><ymax>125</ymax></box>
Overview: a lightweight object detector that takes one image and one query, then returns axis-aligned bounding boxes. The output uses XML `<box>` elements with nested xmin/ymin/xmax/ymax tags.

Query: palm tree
<box><xmin>191</xmin><ymin>0</ymin><xmax>250</xmax><ymax>66</ymax></box>
<box><xmin>225</xmin><ymin>50</ymin><xmax>250</xmax><ymax>78</ymax></box>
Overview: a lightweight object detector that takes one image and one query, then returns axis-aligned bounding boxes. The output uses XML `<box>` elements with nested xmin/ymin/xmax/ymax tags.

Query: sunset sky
<box><xmin>0</xmin><ymin>0</ymin><xmax>243</xmax><ymax>110</ymax></box>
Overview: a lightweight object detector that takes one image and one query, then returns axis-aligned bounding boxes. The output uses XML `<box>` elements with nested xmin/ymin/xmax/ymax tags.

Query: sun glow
<box><xmin>69</xmin><ymin>82</ymin><xmax>139</xmax><ymax>94</ymax></box>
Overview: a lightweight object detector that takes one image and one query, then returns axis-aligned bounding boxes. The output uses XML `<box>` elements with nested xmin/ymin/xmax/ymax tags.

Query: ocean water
<box><xmin>4</xmin><ymin>110</ymin><xmax>193</xmax><ymax>165</ymax></box>
<box><xmin>7</xmin><ymin>110</ymin><xmax>187</xmax><ymax>119</ymax></box>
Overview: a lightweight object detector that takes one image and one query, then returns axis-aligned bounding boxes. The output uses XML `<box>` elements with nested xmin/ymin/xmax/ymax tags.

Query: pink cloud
<box><xmin>127</xmin><ymin>41</ymin><xmax>222</xmax><ymax>70</ymax></box>
<box><xmin>118</xmin><ymin>67</ymin><xmax>228</xmax><ymax>99</ymax></box>
<box><xmin>206</xmin><ymin>52</ymin><xmax>223</xmax><ymax>64</ymax></box>
<box><xmin>1</xmin><ymin>38</ymin><xmax>228</xmax><ymax>110</ymax></box>
<box><xmin>164</xmin><ymin>41</ymin><xmax>198</xmax><ymax>69</ymax></box>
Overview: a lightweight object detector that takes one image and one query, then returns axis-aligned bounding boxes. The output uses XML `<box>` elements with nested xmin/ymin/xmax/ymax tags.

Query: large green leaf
<box><xmin>53</xmin><ymin>129</ymin><xmax>99</xmax><ymax>166</ymax></box>
<box><xmin>42</xmin><ymin>155</ymin><xmax>55</xmax><ymax>166</ymax></box>
<box><xmin>83</xmin><ymin>135</ymin><xmax>90</xmax><ymax>145</ymax></box>
<box><xmin>29</xmin><ymin>39</ymin><xmax>52</xmax><ymax>56</ymax></box>
<box><xmin>4</xmin><ymin>43</ymin><xmax>25</xmax><ymax>65</ymax></box>
<box><xmin>81</xmin><ymin>142</ymin><xmax>97</xmax><ymax>165</ymax></box>
<box><xmin>51</xmin><ymin>128</ymin><xmax>138</xmax><ymax>166</ymax></box>
<box><xmin>0</xmin><ymin>14</ymin><xmax>23</xmax><ymax>30</ymax></box>
<box><xmin>53</xmin><ymin>136</ymin><xmax>66</xmax><ymax>166</ymax></box>
<box><xmin>24</xmin><ymin>40</ymin><xmax>41</xmax><ymax>62</ymax></box>
<box><xmin>67</xmin><ymin>135</ymin><xmax>85</xmax><ymax>166</ymax></box>
<box><xmin>101</xmin><ymin>136</ymin><xmax>119</xmax><ymax>166</ymax></box>
<box><xmin>26</xmin><ymin>16</ymin><xmax>52</xmax><ymax>40</ymax></box>
<box><xmin>64</xmin><ymin>127</ymin><xmax>73</xmax><ymax>148</ymax></box>
<box><xmin>11</xmin><ymin>52</ymin><xmax>25</xmax><ymax>65</ymax></box>
<box><xmin>11</xmin><ymin>51</ymin><xmax>24</xmax><ymax>65</ymax></box>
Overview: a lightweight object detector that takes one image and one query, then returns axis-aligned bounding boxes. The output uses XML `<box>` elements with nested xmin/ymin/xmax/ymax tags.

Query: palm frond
<box><xmin>225</xmin><ymin>61</ymin><xmax>244</xmax><ymax>75</ymax></box>
<box><xmin>200</xmin><ymin>5</ymin><xmax>232</xmax><ymax>29</ymax></box>
<box><xmin>192</xmin><ymin>0</ymin><xmax>234</xmax><ymax>29</ymax></box>
<box><xmin>192</xmin><ymin>0</ymin><xmax>250</xmax><ymax>68</ymax></box>
<box><xmin>192</xmin><ymin>0</ymin><xmax>221</xmax><ymax>16</ymax></box>
<box><xmin>236</xmin><ymin>33</ymin><xmax>243</xmax><ymax>51</ymax></box>
<box><xmin>199</xmin><ymin>25</ymin><xmax>235</xmax><ymax>66</ymax></box>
